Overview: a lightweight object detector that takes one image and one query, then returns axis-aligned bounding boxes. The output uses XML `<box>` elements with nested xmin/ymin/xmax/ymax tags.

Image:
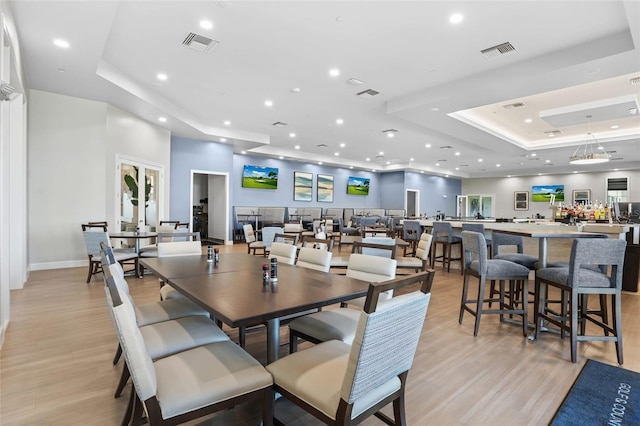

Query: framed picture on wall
<box><xmin>317</xmin><ymin>174</ymin><xmax>334</xmax><ymax>202</ymax></box>
<box><xmin>572</xmin><ymin>189</ymin><xmax>590</xmax><ymax>205</ymax></box>
<box><xmin>293</xmin><ymin>171</ymin><xmax>312</xmax><ymax>201</ymax></box>
<box><xmin>514</xmin><ymin>191</ymin><xmax>529</xmax><ymax>211</ymax></box>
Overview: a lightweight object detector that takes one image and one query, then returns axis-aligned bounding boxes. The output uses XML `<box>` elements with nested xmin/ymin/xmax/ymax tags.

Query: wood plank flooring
<box><xmin>1</xmin><ymin>241</ymin><xmax>638</xmax><ymax>425</ymax></box>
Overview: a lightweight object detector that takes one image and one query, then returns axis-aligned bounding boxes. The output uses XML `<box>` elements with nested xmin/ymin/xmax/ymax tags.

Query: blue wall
<box><xmin>169</xmin><ymin>137</ymin><xmax>463</xmax><ymax>239</ymax></box>
<box><xmin>232</xmin><ymin>154</ymin><xmax>381</xmax><ymax>208</ymax></box>
<box><xmin>169</xmin><ymin>136</ymin><xmax>234</xmax><ymax>222</ymax></box>
<box><xmin>404</xmin><ymin>172</ymin><xmax>461</xmax><ymax>217</ymax></box>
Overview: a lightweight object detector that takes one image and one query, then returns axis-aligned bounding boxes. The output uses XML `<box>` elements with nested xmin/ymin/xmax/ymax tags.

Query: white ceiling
<box><xmin>8</xmin><ymin>0</ymin><xmax>640</xmax><ymax>178</ymax></box>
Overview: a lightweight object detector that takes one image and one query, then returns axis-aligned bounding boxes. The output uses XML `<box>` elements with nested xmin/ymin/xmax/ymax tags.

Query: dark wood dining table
<box><xmin>139</xmin><ymin>253</ymin><xmax>370</xmax><ymax>363</ymax></box>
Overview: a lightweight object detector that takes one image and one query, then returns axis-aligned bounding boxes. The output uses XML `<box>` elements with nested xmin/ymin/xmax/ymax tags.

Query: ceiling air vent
<box><xmin>0</xmin><ymin>81</ymin><xmax>16</xmax><ymax>101</ymax></box>
<box><xmin>182</xmin><ymin>32</ymin><xmax>219</xmax><ymax>52</ymax></box>
<box><xmin>544</xmin><ymin>130</ymin><xmax>562</xmax><ymax>137</ymax></box>
<box><xmin>316</xmin><ymin>144</ymin><xmax>328</xmax><ymax>147</ymax></box>
<box><xmin>272</xmin><ymin>121</ymin><xmax>288</xmax><ymax>127</ymax></box>
<box><xmin>481</xmin><ymin>42</ymin><xmax>516</xmax><ymax>59</ymax></box>
<box><xmin>357</xmin><ymin>89</ymin><xmax>380</xmax><ymax>99</ymax></box>
<box><xmin>503</xmin><ymin>102</ymin><xmax>525</xmax><ymax>110</ymax></box>
<box><xmin>382</xmin><ymin>129</ymin><xmax>398</xmax><ymax>134</ymax></box>
<box><xmin>440</xmin><ymin>145</ymin><xmax>454</xmax><ymax>149</ymax></box>
<box><xmin>629</xmin><ymin>76</ymin><xmax>640</xmax><ymax>86</ymax></box>
<box><xmin>610</xmin><ymin>157</ymin><xmax>623</xmax><ymax>161</ymax></box>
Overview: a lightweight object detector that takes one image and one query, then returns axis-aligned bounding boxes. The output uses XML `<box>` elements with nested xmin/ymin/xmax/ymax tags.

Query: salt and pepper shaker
<box><xmin>262</xmin><ymin>264</ymin><xmax>270</xmax><ymax>282</ymax></box>
<box><xmin>207</xmin><ymin>245</ymin><xmax>213</xmax><ymax>263</ymax></box>
<box><xmin>135</xmin><ymin>225</ymin><xmax>140</xmax><ymax>235</ymax></box>
<box><xmin>270</xmin><ymin>257</ymin><xmax>278</xmax><ymax>282</ymax></box>
<box><xmin>214</xmin><ymin>248</ymin><xmax>219</xmax><ymax>263</ymax></box>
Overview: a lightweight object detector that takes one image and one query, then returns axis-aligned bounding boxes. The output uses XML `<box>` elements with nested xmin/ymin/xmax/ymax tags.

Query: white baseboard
<box><xmin>29</xmin><ymin>260</ymin><xmax>87</xmax><ymax>271</ymax></box>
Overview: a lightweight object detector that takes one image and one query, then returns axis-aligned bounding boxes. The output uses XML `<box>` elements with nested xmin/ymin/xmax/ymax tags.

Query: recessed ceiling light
<box><xmin>379</xmin><ymin>151</ymin><xmax>384</xmax><ymax>156</ymax></box>
<box><xmin>387</xmin><ymin>133</ymin><xmax>394</xmax><ymax>138</ymax></box>
<box><xmin>289</xmin><ymin>133</ymin><xmax>296</xmax><ymax>138</ymax></box>
<box><xmin>614</xmin><ymin>168</ymin><xmax>619</xmax><ymax>171</ymax></box>
<box><xmin>449</xmin><ymin>13</ymin><xmax>464</xmax><ymax>24</ymax></box>
<box><xmin>240</xmin><ymin>150</ymin><xmax>246</xmax><ymax>154</ymax></box>
<box><xmin>366</xmin><ymin>158</ymin><xmax>370</xmax><ymax>161</ymax></box>
<box><xmin>336</xmin><ymin>118</ymin><xmax>344</xmax><ymax>125</ymax></box>
<box><xmin>425</xmin><ymin>144</ymin><xmax>432</xmax><ymax>148</ymax></box>
<box><xmin>430</xmin><ymin>107</ymin><xmax>440</xmax><ymax>112</ymax></box>
<box><xmin>531</xmin><ymin>153</ymin><xmax>537</xmax><ymax>157</ymax></box>
<box><xmin>158</xmin><ymin>117</ymin><xmax>167</xmax><ymax>122</ymax></box>
<box><xmin>318</xmin><ymin>161</ymin><xmax>323</xmax><ymax>165</ymax></box>
<box><xmin>455</xmin><ymin>152</ymin><xmax>461</xmax><ymax>156</ymax></box>
<box><xmin>524</xmin><ymin>118</ymin><xmax>532</xmax><ymax>123</ymax></box>
<box><xmin>335</xmin><ymin>152</ymin><xmax>340</xmax><ymax>156</ymax></box>
<box><xmin>329</xmin><ymin>68</ymin><xmax>340</xmax><ymax>77</ymax></box>
<box><xmin>58</xmin><ymin>68</ymin><xmax>66</xmax><ymax>73</ymax></box>
<box><xmin>445</xmin><ymin>175</ymin><xmax>449</xmax><ymax>178</ymax></box>
<box><xmin>339</xmin><ymin>143</ymin><xmax>346</xmax><ymax>148</ymax></box>
<box><xmin>573</xmin><ymin>171</ymin><xmax>578</xmax><ymax>174</ymax></box>
<box><xmin>264</xmin><ymin>100</ymin><xmax>273</xmax><ymax>107</ymax></box>
<box><xmin>436</xmin><ymin>163</ymin><xmax>440</xmax><ymax>166</ymax></box>
<box><xmin>420</xmin><ymin>170</ymin><xmax>424</xmax><ymax>174</ymax></box>
<box><xmin>611</xmin><ymin>125</ymin><xmax>620</xmax><ymax>129</ymax></box>
<box><xmin>279</xmin><ymin>156</ymin><xmax>284</xmax><ymax>160</ymax></box>
<box><xmin>372</xmin><ymin>169</ymin><xmax>376</xmax><ymax>172</ymax></box>
<box><xmin>349</xmin><ymin>166</ymin><xmax>354</xmax><ymax>169</ymax></box>
<box><xmin>410</xmin><ymin>158</ymin><xmax>415</xmax><ymax>161</ymax></box>
<box><xmin>53</xmin><ymin>39</ymin><xmax>69</xmax><ymax>48</ymax></box>
<box><xmin>223</xmin><ymin>120</ymin><xmax>231</xmax><ymax>126</ymax></box>
<box><xmin>496</xmin><ymin>164</ymin><xmax>501</xmax><ymax>167</ymax></box>
<box><xmin>220</xmin><ymin>138</ymin><xmax>226</xmax><ymax>142</ymax></box>
<box><xmin>200</xmin><ymin>20</ymin><xmax>213</xmax><ymax>30</ymax></box>
<box><xmin>294</xmin><ymin>145</ymin><xmax>300</xmax><ymax>150</ymax></box>
<box><xmin>290</xmin><ymin>87</ymin><xmax>301</xmax><ymax>93</ymax></box>
<box><xmin>157</xmin><ymin>73</ymin><xmax>168</xmax><ymax>81</ymax></box>
<box><xmin>455</xmin><ymin>167</ymin><xmax>459</xmax><ymax>171</ymax></box>
<box><xmin>545</xmin><ymin>159</ymin><xmax>551</xmax><ymax>163</ymax></box>
<box><xmin>386</xmin><ymin>161</ymin><xmax>390</xmax><ymax>165</ymax></box>
<box><xmin>507</xmin><ymin>175</ymin><xmax>512</xmax><ymax>178</ymax></box>
<box><xmin>478</xmin><ymin>158</ymin><xmax>483</xmax><ymax>162</ymax></box>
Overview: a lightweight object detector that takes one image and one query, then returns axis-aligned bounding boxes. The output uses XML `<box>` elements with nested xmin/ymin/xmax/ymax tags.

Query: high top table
<box><xmin>140</xmin><ymin>253</ymin><xmax>369</xmax><ymax>363</ymax></box>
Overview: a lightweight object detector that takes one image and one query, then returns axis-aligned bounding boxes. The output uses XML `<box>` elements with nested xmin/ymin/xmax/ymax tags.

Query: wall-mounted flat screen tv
<box><xmin>242</xmin><ymin>165</ymin><xmax>278</xmax><ymax>190</ymax></box>
<box><xmin>347</xmin><ymin>176</ymin><xmax>370</xmax><ymax>195</ymax></box>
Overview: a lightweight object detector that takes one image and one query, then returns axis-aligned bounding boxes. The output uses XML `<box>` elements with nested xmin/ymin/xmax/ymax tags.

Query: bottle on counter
<box><xmin>270</xmin><ymin>257</ymin><xmax>278</xmax><ymax>282</ymax></box>
<box><xmin>207</xmin><ymin>245</ymin><xmax>213</xmax><ymax>263</ymax></box>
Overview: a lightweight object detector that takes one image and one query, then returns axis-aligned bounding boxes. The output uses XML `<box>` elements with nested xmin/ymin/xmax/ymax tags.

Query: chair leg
<box><xmin>534</xmin><ymin>280</ymin><xmax>546</xmax><ymax>341</ymax></box>
<box><xmin>263</xmin><ymin>387</ymin><xmax>275</xmax><ymax>426</ymax></box>
<box><xmin>121</xmin><ymin>384</ymin><xmax>135</xmax><ymax>426</ymax></box>
<box><xmin>289</xmin><ymin>332</ymin><xmax>298</xmax><ymax>353</ymax></box>
<box><xmin>392</xmin><ymin>390</ymin><xmax>407</xmax><ymax>425</ymax></box>
<box><xmin>459</xmin><ymin>273</ymin><xmax>470</xmax><ymax>324</ymax></box>
<box><xmin>113</xmin><ymin>343</ymin><xmax>122</xmax><ymax>365</ymax></box>
<box><xmin>238</xmin><ymin>326</ymin><xmax>246</xmax><ymax>348</ymax></box>
<box><xmin>115</xmin><ymin>363</ymin><xmax>130</xmax><ymax>398</ymax></box>
<box><xmin>474</xmin><ymin>277</ymin><xmax>487</xmax><ymax>336</ymax></box>
<box><xmin>521</xmin><ymin>279</ymin><xmax>529</xmax><ymax>337</ymax></box>
<box><xmin>613</xmin><ymin>293</ymin><xmax>624</xmax><ymax>365</ymax></box>
<box><xmin>570</xmin><ymin>289</ymin><xmax>579</xmax><ymax>363</ymax></box>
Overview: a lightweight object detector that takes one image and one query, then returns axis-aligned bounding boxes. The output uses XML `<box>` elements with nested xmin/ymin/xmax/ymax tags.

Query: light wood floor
<box><xmin>1</xmin><ymin>241</ymin><xmax>639</xmax><ymax>425</ymax></box>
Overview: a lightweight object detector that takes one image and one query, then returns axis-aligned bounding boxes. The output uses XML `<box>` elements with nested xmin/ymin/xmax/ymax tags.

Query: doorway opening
<box><xmin>405</xmin><ymin>189</ymin><xmax>420</xmax><ymax>217</ymax></box>
<box><xmin>191</xmin><ymin>170</ymin><xmax>230</xmax><ymax>245</ymax></box>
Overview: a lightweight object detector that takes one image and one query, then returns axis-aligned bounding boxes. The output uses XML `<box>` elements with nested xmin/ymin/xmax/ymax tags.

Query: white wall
<box><xmin>462</xmin><ymin>170</ymin><xmax>640</xmax><ymax>219</ymax></box>
<box><xmin>28</xmin><ymin>91</ymin><xmax>171</xmax><ymax>270</ymax></box>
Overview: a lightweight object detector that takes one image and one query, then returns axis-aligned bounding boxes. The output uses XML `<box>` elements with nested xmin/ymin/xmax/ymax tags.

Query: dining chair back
<box><xmin>273</xmin><ymin>232</ymin><xmax>298</xmax><ymax>245</ymax></box>
<box><xmin>243</xmin><ymin>224</ymin><xmax>266</xmax><ymax>256</ymax></box>
<box><xmin>296</xmin><ymin>247</ymin><xmax>332</xmax><ymax>272</ymax></box>
<box><xmin>397</xmin><ymin>233</ymin><xmax>433</xmax><ymax>272</ymax></box>
<box><xmin>535</xmin><ymin>238</ymin><xmax>627</xmax><ymax>363</ymax></box>
<box><xmin>269</xmin><ymin>242</ymin><xmax>297</xmax><ymax>265</ymax></box>
<box><xmin>300</xmin><ymin>235</ymin><xmax>333</xmax><ymax>251</ymax></box>
<box><xmin>261</xmin><ymin>226</ymin><xmax>284</xmax><ymax>250</ymax></box>
<box><xmin>102</xmin><ymin>267</ymin><xmax>274</xmax><ymax>426</ymax></box>
<box><xmin>491</xmin><ymin>232</ymin><xmax>538</xmax><ymax>269</ymax></box>
<box><xmin>82</xmin><ymin>228</ymin><xmax>138</xmax><ymax>283</ymax></box>
<box><xmin>157</xmin><ymin>240</ymin><xmax>202</xmax><ymax>257</ymax></box>
<box><xmin>271</xmin><ymin>271</ymin><xmax>434</xmax><ymax>425</ymax></box>
<box><xmin>352</xmin><ymin>239</ymin><xmax>396</xmax><ymax>259</ymax></box>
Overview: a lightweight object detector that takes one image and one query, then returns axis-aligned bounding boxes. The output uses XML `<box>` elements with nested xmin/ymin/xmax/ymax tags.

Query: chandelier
<box><xmin>569</xmin><ymin>115</ymin><xmax>609</xmax><ymax>165</ymax></box>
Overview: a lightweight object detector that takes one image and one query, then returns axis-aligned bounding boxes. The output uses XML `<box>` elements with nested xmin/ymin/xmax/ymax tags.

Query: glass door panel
<box><xmin>117</xmin><ymin>157</ymin><xmax>163</xmax><ymax>233</ymax></box>
<box><xmin>481</xmin><ymin>196</ymin><xmax>493</xmax><ymax>218</ymax></box>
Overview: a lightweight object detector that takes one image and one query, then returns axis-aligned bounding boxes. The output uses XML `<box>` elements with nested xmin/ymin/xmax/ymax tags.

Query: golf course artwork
<box><xmin>241</xmin><ymin>165</ymin><xmax>278</xmax><ymax>190</ymax></box>
<box><xmin>532</xmin><ymin>184</ymin><xmax>565</xmax><ymax>202</ymax></box>
<box><xmin>347</xmin><ymin>176</ymin><xmax>370</xmax><ymax>195</ymax></box>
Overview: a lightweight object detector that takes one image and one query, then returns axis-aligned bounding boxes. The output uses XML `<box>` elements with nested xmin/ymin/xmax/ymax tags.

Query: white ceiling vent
<box><xmin>481</xmin><ymin>42</ymin><xmax>516</xmax><ymax>59</ymax></box>
<box><xmin>503</xmin><ymin>102</ymin><xmax>525</xmax><ymax>110</ymax></box>
<box><xmin>272</xmin><ymin>121</ymin><xmax>288</xmax><ymax>127</ymax></box>
<box><xmin>357</xmin><ymin>89</ymin><xmax>380</xmax><ymax>99</ymax></box>
<box><xmin>182</xmin><ymin>32</ymin><xmax>219</xmax><ymax>52</ymax></box>
<box><xmin>629</xmin><ymin>76</ymin><xmax>640</xmax><ymax>86</ymax></box>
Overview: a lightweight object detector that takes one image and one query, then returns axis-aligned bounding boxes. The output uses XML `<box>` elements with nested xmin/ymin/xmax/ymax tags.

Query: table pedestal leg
<box><xmin>266</xmin><ymin>317</ymin><xmax>280</xmax><ymax>364</ymax></box>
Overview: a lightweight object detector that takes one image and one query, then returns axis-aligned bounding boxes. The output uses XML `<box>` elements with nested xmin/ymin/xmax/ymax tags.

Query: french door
<box><xmin>116</xmin><ymin>155</ymin><xmax>164</xmax><ymax>232</ymax></box>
